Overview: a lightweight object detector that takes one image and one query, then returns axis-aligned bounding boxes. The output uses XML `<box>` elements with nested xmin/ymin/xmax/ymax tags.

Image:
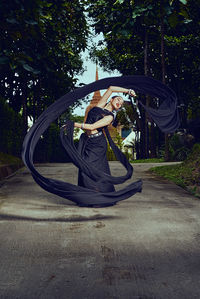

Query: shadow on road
<box><xmin>0</xmin><ymin>213</ymin><xmax>122</xmax><ymax>223</ymax></box>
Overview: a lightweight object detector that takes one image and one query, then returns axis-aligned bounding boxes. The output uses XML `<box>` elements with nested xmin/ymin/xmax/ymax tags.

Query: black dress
<box><xmin>60</xmin><ymin>105</ymin><xmax>143</xmax><ymax>207</ymax></box>
<box><xmin>77</xmin><ymin>107</ymin><xmax>116</xmax><ymax>194</ymax></box>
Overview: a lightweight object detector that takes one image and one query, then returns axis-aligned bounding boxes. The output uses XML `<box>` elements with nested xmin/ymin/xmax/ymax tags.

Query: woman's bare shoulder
<box><xmin>95</xmin><ymin>103</ymin><xmax>105</xmax><ymax>108</ymax></box>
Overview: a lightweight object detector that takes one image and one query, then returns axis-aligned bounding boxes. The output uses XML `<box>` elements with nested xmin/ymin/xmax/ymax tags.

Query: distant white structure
<box><xmin>122</xmin><ymin>131</ymin><xmax>136</xmax><ymax>158</ymax></box>
<box><xmin>73</xmin><ymin>128</ymin><xmax>83</xmax><ymax>140</ymax></box>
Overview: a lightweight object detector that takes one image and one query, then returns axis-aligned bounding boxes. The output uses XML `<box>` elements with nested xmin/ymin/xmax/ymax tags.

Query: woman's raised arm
<box><xmin>96</xmin><ymin>86</ymin><xmax>136</xmax><ymax>108</ymax></box>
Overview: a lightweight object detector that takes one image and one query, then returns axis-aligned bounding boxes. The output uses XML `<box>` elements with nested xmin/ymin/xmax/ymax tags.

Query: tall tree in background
<box><xmin>0</xmin><ymin>0</ymin><xmax>89</xmax><ymax>135</ymax></box>
<box><xmin>86</xmin><ymin>0</ymin><xmax>198</xmax><ymax>159</ymax></box>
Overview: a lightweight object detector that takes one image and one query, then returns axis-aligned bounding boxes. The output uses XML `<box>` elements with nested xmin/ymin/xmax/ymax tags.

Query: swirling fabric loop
<box><xmin>21</xmin><ymin>75</ymin><xmax>180</xmax><ymax>205</ymax></box>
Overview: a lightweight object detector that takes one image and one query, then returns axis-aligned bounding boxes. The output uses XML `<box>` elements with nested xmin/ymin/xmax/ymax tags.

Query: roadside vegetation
<box><xmin>149</xmin><ymin>143</ymin><xmax>200</xmax><ymax>198</ymax></box>
<box><xmin>0</xmin><ymin>152</ymin><xmax>24</xmax><ymax>181</ymax></box>
<box><xmin>0</xmin><ymin>152</ymin><xmax>23</xmax><ymax>166</ymax></box>
<box><xmin>131</xmin><ymin>158</ymin><xmax>165</xmax><ymax>163</ymax></box>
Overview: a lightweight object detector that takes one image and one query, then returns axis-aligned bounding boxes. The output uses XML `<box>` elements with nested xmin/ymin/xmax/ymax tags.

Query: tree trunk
<box><xmin>22</xmin><ymin>90</ymin><xmax>28</xmax><ymax>137</ymax></box>
<box><xmin>161</xmin><ymin>15</ymin><xmax>166</xmax><ymax>84</ymax></box>
<box><xmin>144</xmin><ymin>28</ymin><xmax>148</xmax><ymax>76</ymax></box>
<box><xmin>36</xmin><ymin>80</ymin><xmax>42</xmax><ymax>119</ymax></box>
<box><xmin>32</xmin><ymin>83</ymin><xmax>36</xmax><ymax>123</ymax></box>
<box><xmin>139</xmin><ymin>98</ymin><xmax>146</xmax><ymax>159</ymax></box>
<box><xmin>144</xmin><ymin>27</ymin><xmax>149</xmax><ymax>158</ymax></box>
<box><xmin>150</xmin><ymin>122</ymin><xmax>157</xmax><ymax>158</ymax></box>
<box><xmin>160</xmin><ymin>2</ymin><xmax>170</xmax><ymax>161</ymax></box>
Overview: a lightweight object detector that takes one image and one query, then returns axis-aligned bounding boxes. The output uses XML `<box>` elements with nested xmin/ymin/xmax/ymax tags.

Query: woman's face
<box><xmin>111</xmin><ymin>96</ymin><xmax>124</xmax><ymax>111</ymax></box>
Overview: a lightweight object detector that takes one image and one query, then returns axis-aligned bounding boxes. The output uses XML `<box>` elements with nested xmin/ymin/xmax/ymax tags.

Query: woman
<box><xmin>22</xmin><ymin>75</ymin><xmax>179</xmax><ymax>207</ymax></box>
<box><xmin>68</xmin><ymin>86</ymin><xmax>136</xmax><ymax>207</ymax></box>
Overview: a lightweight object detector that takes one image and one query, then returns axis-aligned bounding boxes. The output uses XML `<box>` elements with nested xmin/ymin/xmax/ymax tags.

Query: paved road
<box><xmin>0</xmin><ymin>162</ymin><xmax>199</xmax><ymax>299</ymax></box>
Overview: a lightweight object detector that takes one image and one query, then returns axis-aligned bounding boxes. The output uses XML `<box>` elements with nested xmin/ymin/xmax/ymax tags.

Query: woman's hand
<box><xmin>128</xmin><ymin>89</ymin><xmax>136</xmax><ymax>97</ymax></box>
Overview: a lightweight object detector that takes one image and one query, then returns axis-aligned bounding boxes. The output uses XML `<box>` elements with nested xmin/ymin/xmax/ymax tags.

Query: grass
<box><xmin>149</xmin><ymin>163</ymin><xmax>187</xmax><ymax>188</ymax></box>
<box><xmin>131</xmin><ymin>158</ymin><xmax>165</xmax><ymax>163</ymax></box>
<box><xmin>149</xmin><ymin>144</ymin><xmax>200</xmax><ymax>198</ymax></box>
<box><xmin>0</xmin><ymin>152</ymin><xmax>23</xmax><ymax>166</ymax></box>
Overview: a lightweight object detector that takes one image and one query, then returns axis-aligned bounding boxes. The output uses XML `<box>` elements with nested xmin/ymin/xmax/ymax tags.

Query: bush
<box><xmin>124</xmin><ymin>149</ymin><xmax>132</xmax><ymax>161</ymax></box>
<box><xmin>190</xmin><ymin>142</ymin><xmax>200</xmax><ymax>155</ymax></box>
<box><xmin>106</xmin><ymin>145</ymin><xmax>116</xmax><ymax>161</ymax></box>
<box><xmin>0</xmin><ymin>97</ymin><xmax>24</xmax><ymax>157</ymax></box>
<box><xmin>34</xmin><ymin>123</ymin><xmax>72</xmax><ymax>163</ymax></box>
<box><xmin>150</xmin><ymin>142</ymin><xmax>200</xmax><ymax>197</ymax></box>
<box><xmin>106</xmin><ymin>144</ymin><xmax>131</xmax><ymax>161</ymax></box>
<box><xmin>170</xmin><ymin>133</ymin><xmax>183</xmax><ymax>151</ymax></box>
<box><xmin>0</xmin><ymin>152</ymin><xmax>23</xmax><ymax>166</ymax></box>
<box><xmin>184</xmin><ymin>143</ymin><xmax>200</xmax><ymax>165</ymax></box>
<box><xmin>169</xmin><ymin>133</ymin><xmax>191</xmax><ymax>161</ymax></box>
<box><xmin>106</xmin><ymin>131</ymin><xmax>130</xmax><ymax>161</ymax></box>
<box><xmin>172</xmin><ymin>146</ymin><xmax>190</xmax><ymax>161</ymax></box>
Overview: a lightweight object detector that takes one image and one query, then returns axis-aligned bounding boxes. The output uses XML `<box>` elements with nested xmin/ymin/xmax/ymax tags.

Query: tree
<box><xmin>0</xmin><ymin>0</ymin><xmax>89</xmax><ymax>136</ymax></box>
<box><xmin>86</xmin><ymin>0</ymin><xmax>199</xmax><ymax>158</ymax></box>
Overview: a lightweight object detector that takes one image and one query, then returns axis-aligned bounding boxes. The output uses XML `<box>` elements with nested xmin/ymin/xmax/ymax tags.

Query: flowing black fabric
<box><xmin>21</xmin><ymin>75</ymin><xmax>180</xmax><ymax>205</ymax></box>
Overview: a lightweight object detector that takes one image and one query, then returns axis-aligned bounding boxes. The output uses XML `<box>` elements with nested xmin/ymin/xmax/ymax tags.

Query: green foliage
<box><xmin>87</xmin><ymin>0</ymin><xmax>192</xmax><ymax>76</ymax></box>
<box><xmin>131</xmin><ymin>158</ymin><xmax>165</xmax><ymax>163</ymax></box>
<box><xmin>106</xmin><ymin>134</ymin><xmax>120</xmax><ymax>161</ymax></box>
<box><xmin>172</xmin><ymin>146</ymin><xmax>190</xmax><ymax>161</ymax></box>
<box><xmin>0</xmin><ymin>97</ymin><xmax>24</xmax><ymax>157</ymax></box>
<box><xmin>86</xmin><ymin>0</ymin><xmax>200</xmax><ymax>161</ymax></box>
<box><xmin>0</xmin><ymin>1</ymin><xmax>89</xmax><ymax>161</ymax></box>
<box><xmin>190</xmin><ymin>142</ymin><xmax>200</xmax><ymax>152</ymax></box>
<box><xmin>124</xmin><ymin>149</ymin><xmax>132</xmax><ymax>161</ymax></box>
<box><xmin>150</xmin><ymin>164</ymin><xmax>187</xmax><ymax>188</ymax></box>
<box><xmin>169</xmin><ymin>133</ymin><xmax>182</xmax><ymax>151</ymax></box>
<box><xmin>184</xmin><ymin>143</ymin><xmax>200</xmax><ymax>165</ymax></box>
<box><xmin>106</xmin><ymin>145</ymin><xmax>131</xmax><ymax>161</ymax></box>
<box><xmin>106</xmin><ymin>133</ymin><xmax>131</xmax><ymax>161</ymax></box>
<box><xmin>0</xmin><ymin>0</ymin><xmax>89</xmax><ymax>124</ymax></box>
<box><xmin>34</xmin><ymin>123</ymin><xmax>71</xmax><ymax>163</ymax></box>
<box><xmin>187</xmin><ymin>96</ymin><xmax>200</xmax><ymax>120</ymax></box>
<box><xmin>106</xmin><ymin>145</ymin><xmax>117</xmax><ymax>161</ymax></box>
<box><xmin>115</xmin><ymin>131</ymin><xmax>124</xmax><ymax>150</ymax></box>
<box><xmin>150</xmin><ymin>143</ymin><xmax>200</xmax><ymax>198</ymax></box>
<box><xmin>86</xmin><ymin>0</ymin><xmax>200</xmax><ymax>132</ymax></box>
<box><xmin>70</xmin><ymin>114</ymin><xmax>85</xmax><ymax>123</ymax></box>
<box><xmin>169</xmin><ymin>133</ymin><xmax>191</xmax><ymax>161</ymax></box>
<box><xmin>0</xmin><ymin>152</ymin><xmax>23</xmax><ymax>166</ymax></box>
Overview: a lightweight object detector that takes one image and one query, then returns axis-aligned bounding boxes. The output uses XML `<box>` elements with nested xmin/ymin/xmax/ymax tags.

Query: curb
<box><xmin>0</xmin><ymin>163</ymin><xmax>24</xmax><ymax>181</ymax></box>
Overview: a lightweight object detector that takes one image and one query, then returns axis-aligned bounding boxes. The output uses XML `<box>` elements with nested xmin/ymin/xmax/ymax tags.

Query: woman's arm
<box><xmin>74</xmin><ymin>115</ymin><xmax>114</xmax><ymax>131</ymax></box>
<box><xmin>96</xmin><ymin>86</ymin><xmax>136</xmax><ymax>108</ymax></box>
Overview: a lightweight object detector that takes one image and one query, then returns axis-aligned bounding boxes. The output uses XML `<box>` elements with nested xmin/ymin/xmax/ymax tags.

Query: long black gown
<box><xmin>59</xmin><ymin>105</ymin><xmax>143</xmax><ymax>206</ymax></box>
<box><xmin>77</xmin><ymin>107</ymin><xmax>116</xmax><ymax>194</ymax></box>
<box><xmin>21</xmin><ymin>75</ymin><xmax>180</xmax><ymax>206</ymax></box>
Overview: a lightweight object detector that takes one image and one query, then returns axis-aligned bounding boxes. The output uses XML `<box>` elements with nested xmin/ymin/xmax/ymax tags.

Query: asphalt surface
<box><xmin>0</xmin><ymin>162</ymin><xmax>199</xmax><ymax>299</ymax></box>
